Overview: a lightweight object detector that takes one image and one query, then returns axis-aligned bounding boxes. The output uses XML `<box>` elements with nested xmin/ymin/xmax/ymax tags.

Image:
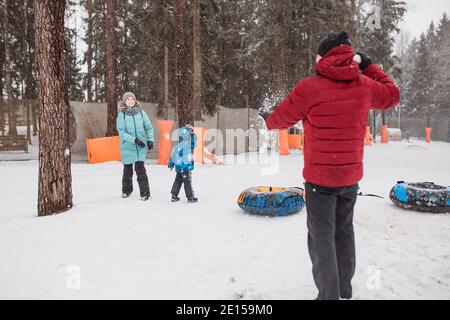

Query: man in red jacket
<box><xmin>260</xmin><ymin>31</ymin><xmax>400</xmax><ymax>300</ymax></box>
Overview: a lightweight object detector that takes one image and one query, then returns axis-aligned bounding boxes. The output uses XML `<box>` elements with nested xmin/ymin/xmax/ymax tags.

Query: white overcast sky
<box><xmin>399</xmin><ymin>0</ymin><xmax>450</xmax><ymax>39</ymax></box>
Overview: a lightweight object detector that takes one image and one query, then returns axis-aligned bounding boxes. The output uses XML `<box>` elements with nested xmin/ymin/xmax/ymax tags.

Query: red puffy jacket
<box><xmin>266</xmin><ymin>45</ymin><xmax>400</xmax><ymax>187</ymax></box>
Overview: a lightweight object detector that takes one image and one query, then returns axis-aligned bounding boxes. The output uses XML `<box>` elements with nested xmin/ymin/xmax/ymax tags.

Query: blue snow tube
<box><xmin>237</xmin><ymin>186</ymin><xmax>305</xmax><ymax>216</ymax></box>
<box><xmin>389</xmin><ymin>181</ymin><xmax>450</xmax><ymax>213</ymax></box>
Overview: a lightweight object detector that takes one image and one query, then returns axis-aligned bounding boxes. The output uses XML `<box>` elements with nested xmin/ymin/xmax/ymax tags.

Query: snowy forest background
<box><xmin>0</xmin><ymin>0</ymin><xmax>449</xmax><ymax>134</ymax></box>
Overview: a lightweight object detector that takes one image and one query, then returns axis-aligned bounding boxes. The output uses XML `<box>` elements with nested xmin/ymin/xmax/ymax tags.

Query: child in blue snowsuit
<box><xmin>168</xmin><ymin>125</ymin><xmax>198</xmax><ymax>202</ymax></box>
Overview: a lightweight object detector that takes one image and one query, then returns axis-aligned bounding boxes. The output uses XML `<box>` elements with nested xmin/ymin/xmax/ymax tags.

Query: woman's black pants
<box><xmin>122</xmin><ymin>161</ymin><xmax>150</xmax><ymax>197</ymax></box>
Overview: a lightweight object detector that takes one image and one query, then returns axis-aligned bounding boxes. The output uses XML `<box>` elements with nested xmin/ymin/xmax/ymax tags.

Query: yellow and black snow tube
<box><xmin>237</xmin><ymin>186</ymin><xmax>305</xmax><ymax>216</ymax></box>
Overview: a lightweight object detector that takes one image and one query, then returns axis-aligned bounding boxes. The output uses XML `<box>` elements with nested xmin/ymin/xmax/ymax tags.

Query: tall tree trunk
<box><xmin>28</xmin><ymin>0</ymin><xmax>38</xmax><ymax>136</ymax></box>
<box><xmin>2</xmin><ymin>0</ymin><xmax>17</xmax><ymax>137</ymax></box>
<box><xmin>35</xmin><ymin>0</ymin><xmax>73</xmax><ymax>216</ymax></box>
<box><xmin>94</xmin><ymin>40</ymin><xmax>98</xmax><ymax>100</ymax></box>
<box><xmin>22</xmin><ymin>0</ymin><xmax>32</xmax><ymax>144</ymax></box>
<box><xmin>0</xmin><ymin>66</ymin><xmax>3</xmax><ymax>135</ymax></box>
<box><xmin>174</xmin><ymin>0</ymin><xmax>192</xmax><ymax>127</ymax></box>
<box><xmin>192</xmin><ymin>0</ymin><xmax>202</xmax><ymax>121</ymax></box>
<box><xmin>86</xmin><ymin>0</ymin><xmax>93</xmax><ymax>102</ymax></box>
<box><xmin>276</xmin><ymin>1</ymin><xmax>287</xmax><ymax>95</ymax></box>
<box><xmin>163</xmin><ymin>44</ymin><xmax>169</xmax><ymax>119</ymax></box>
<box><xmin>105</xmin><ymin>0</ymin><xmax>118</xmax><ymax>136</ymax></box>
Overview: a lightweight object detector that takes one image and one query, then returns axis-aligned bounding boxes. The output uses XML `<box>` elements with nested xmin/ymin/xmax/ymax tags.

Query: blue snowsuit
<box><xmin>168</xmin><ymin>127</ymin><xmax>198</xmax><ymax>172</ymax></box>
<box><xmin>168</xmin><ymin>127</ymin><xmax>198</xmax><ymax>199</ymax></box>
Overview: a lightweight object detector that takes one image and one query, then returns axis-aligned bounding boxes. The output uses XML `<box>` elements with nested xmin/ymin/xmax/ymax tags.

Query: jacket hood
<box><xmin>178</xmin><ymin>127</ymin><xmax>191</xmax><ymax>142</ymax></box>
<box><xmin>119</xmin><ymin>101</ymin><xmax>143</xmax><ymax>114</ymax></box>
<box><xmin>315</xmin><ymin>45</ymin><xmax>360</xmax><ymax>81</ymax></box>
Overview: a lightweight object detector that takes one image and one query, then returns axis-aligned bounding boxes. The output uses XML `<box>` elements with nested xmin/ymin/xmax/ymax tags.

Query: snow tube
<box><xmin>237</xmin><ymin>186</ymin><xmax>305</xmax><ymax>216</ymax></box>
<box><xmin>389</xmin><ymin>181</ymin><xmax>450</xmax><ymax>213</ymax></box>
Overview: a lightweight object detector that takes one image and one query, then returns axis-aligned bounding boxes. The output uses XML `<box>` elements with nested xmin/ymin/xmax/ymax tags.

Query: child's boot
<box><xmin>187</xmin><ymin>196</ymin><xmax>198</xmax><ymax>203</ymax></box>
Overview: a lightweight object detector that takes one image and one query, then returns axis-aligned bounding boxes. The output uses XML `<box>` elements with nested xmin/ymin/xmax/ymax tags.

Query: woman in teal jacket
<box><xmin>116</xmin><ymin>92</ymin><xmax>154</xmax><ymax>200</ymax></box>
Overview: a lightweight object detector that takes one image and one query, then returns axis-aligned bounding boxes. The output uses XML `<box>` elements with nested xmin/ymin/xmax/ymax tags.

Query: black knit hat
<box><xmin>317</xmin><ymin>31</ymin><xmax>352</xmax><ymax>57</ymax></box>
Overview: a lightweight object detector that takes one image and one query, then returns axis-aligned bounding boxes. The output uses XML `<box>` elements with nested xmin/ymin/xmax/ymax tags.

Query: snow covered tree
<box><xmin>409</xmin><ymin>32</ymin><xmax>436</xmax><ymax>127</ymax></box>
<box><xmin>434</xmin><ymin>13</ymin><xmax>450</xmax><ymax>115</ymax></box>
<box><xmin>396</xmin><ymin>34</ymin><xmax>418</xmax><ymax>118</ymax></box>
<box><xmin>359</xmin><ymin>0</ymin><xmax>405</xmax><ymax>134</ymax></box>
<box><xmin>35</xmin><ymin>0</ymin><xmax>73</xmax><ymax>216</ymax></box>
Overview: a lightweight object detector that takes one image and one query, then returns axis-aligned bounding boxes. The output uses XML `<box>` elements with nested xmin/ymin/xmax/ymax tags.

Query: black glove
<box><xmin>258</xmin><ymin>110</ymin><xmax>270</xmax><ymax>121</ymax></box>
<box><xmin>355</xmin><ymin>52</ymin><xmax>373</xmax><ymax>71</ymax></box>
<box><xmin>147</xmin><ymin>140</ymin><xmax>154</xmax><ymax>150</ymax></box>
<box><xmin>135</xmin><ymin>138</ymin><xmax>145</xmax><ymax>149</ymax></box>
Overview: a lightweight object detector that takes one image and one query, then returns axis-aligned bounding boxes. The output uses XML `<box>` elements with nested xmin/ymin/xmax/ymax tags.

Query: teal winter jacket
<box><xmin>116</xmin><ymin>102</ymin><xmax>154</xmax><ymax>165</ymax></box>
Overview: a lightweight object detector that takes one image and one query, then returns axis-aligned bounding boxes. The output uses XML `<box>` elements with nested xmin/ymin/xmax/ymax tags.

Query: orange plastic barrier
<box><xmin>194</xmin><ymin>127</ymin><xmax>207</xmax><ymax>163</ymax></box>
<box><xmin>364</xmin><ymin>126</ymin><xmax>372</xmax><ymax>145</ymax></box>
<box><xmin>278</xmin><ymin>129</ymin><xmax>290</xmax><ymax>155</ymax></box>
<box><xmin>157</xmin><ymin>119</ymin><xmax>174</xmax><ymax>165</ymax></box>
<box><xmin>381</xmin><ymin>125</ymin><xmax>389</xmax><ymax>144</ymax></box>
<box><xmin>288</xmin><ymin>134</ymin><xmax>302</xmax><ymax>150</ymax></box>
<box><xmin>86</xmin><ymin>136</ymin><xmax>121</xmax><ymax>164</ymax></box>
<box><xmin>425</xmin><ymin>127</ymin><xmax>432</xmax><ymax>143</ymax></box>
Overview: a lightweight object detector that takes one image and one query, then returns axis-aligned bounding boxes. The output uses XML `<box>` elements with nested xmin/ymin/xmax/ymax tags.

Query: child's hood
<box><xmin>178</xmin><ymin>127</ymin><xmax>192</xmax><ymax>143</ymax></box>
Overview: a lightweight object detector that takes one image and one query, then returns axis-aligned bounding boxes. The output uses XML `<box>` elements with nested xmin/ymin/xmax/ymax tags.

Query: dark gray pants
<box><xmin>171</xmin><ymin>171</ymin><xmax>194</xmax><ymax>198</ymax></box>
<box><xmin>122</xmin><ymin>161</ymin><xmax>150</xmax><ymax>197</ymax></box>
<box><xmin>305</xmin><ymin>182</ymin><xmax>358</xmax><ymax>300</ymax></box>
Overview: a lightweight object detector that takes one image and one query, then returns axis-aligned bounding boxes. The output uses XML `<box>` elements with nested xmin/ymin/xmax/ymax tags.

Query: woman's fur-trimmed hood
<box><xmin>119</xmin><ymin>101</ymin><xmax>143</xmax><ymax>115</ymax></box>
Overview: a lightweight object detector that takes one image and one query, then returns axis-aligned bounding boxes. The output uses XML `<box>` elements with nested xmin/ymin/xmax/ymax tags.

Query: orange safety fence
<box><xmin>278</xmin><ymin>129</ymin><xmax>290</xmax><ymax>155</ymax></box>
<box><xmin>194</xmin><ymin>127</ymin><xmax>207</xmax><ymax>163</ymax></box>
<box><xmin>288</xmin><ymin>134</ymin><xmax>302</xmax><ymax>150</ymax></box>
<box><xmin>381</xmin><ymin>125</ymin><xmax>389</xmax><ymax>144</ymax></box>
<box><xmin>364</xmin><ymin>126</ymin><xmax>372</xmax><ymax>145</ymax></box>
<box><xmin>157</xmin><ymin>119</ymin><xmax>174</xmax><ymax>165</ymax></box>
<box><xmin>425</xmin><ymin>127</ymin><xmax>432</xmax><ymax>144</ymax></box>
<box><xmin>86</xmin><ymin>135</ymin><xmax>121</xmax><ymax>164</ymax></box>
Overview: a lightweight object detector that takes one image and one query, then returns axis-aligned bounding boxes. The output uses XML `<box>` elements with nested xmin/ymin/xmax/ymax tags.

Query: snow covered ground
<box><xmin>0</xmin><ymin>140</ymin><xmax>449</xmax><ymax>299</ymax></box>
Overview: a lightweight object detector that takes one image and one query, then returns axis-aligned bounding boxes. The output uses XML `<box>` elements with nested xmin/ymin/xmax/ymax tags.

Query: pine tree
<box><xmin>410</xmin><ymin>33</ymin><xmax>435</xmax><ymax>127</ymax></box>
<box><xmin>359</xmin><ymin>0</ymin><xmax>405</xmax><ymax>134</ymax></box>
<box><xmin>434</xmin><ymin>13</ymin><xmax>450</xmax><ymax>114</ymax></box>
